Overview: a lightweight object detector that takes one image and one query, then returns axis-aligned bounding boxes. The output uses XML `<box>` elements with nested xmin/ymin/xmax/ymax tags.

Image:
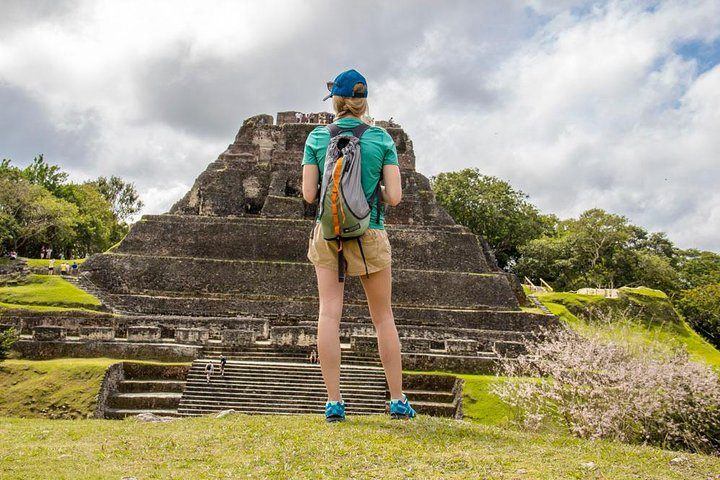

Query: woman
<box><xmin>302</xmin><ymin>69</ymin><xmax>416</xmax><ymax>422</ymax></box>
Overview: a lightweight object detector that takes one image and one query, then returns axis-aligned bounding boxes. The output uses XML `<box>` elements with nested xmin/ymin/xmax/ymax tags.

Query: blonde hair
<box><xmin>332</xmin><ymin>82</ymin><xmax>371</xmax><ymax>124</ymax></box>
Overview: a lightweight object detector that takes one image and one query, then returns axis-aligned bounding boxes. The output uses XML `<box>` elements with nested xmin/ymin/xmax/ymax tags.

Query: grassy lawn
<box><xmin>1</xmin><ymin>415</ymin><xmax>718</xmax><ymax>479</ymax></box>
<box><xmin>534</xmin><ymin>288</ymin><xmax>720</xmax><ymax>369</ymax></box>
<box><xmin>0</xmin><ymin>358</ymin><xmax>118</xmax><ymax>419</ymax></box>
<box><xmin>23</xmin><ymin>257</ymin><xmax>88</xmax><ymax>268</ymax></box>
<box><xmin>0</xmin><ymin>274</ymin><xmax>102</xmax><ymax>310</ymax></box>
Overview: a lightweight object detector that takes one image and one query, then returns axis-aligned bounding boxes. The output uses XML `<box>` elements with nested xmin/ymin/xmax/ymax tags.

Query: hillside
<box><xmin>532</xmin><ymin>286</ymin><xmax>720</xmax><ymax>369</ymax></box>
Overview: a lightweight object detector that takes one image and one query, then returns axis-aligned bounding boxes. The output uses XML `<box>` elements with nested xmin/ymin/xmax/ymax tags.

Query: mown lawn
<box><xmin>0</xmin><ymin>274</ymin><xmax>101</xmax><ymax>310</ymax></box>
<box><xmin>1</xmin><ymin>414</ymin><xmax>719</xmax><ymax>479</ymax></box>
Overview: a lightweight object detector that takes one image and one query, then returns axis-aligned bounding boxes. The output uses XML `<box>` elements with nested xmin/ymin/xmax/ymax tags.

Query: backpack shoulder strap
<box><xmin>326</xmin><ymin>123</ymin><xmax>371</xmax><ymax>138</ymax></box>
<box><xmin>326</xmin><ymin>124</ymin><xmax>343</xmax><ymax>137</ymax></box>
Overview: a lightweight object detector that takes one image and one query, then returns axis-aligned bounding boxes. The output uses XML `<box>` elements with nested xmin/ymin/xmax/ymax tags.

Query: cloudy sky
<box><xmin>1</xmin><ymin>0</ymin><xmax>719</xmax><ymax>251</ymax></box>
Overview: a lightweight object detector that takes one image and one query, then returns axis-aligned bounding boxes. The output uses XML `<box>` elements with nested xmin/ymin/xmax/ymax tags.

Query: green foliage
<box><xmin>0</xmin><ymin>157</ymin><xmax>141</xmax><ymax>257</ymax></box>
<box><xmin>515</xmin><ymin>208</ymin><xmax>680</xmax><ymax>292</ymax></box>
<box><xmin>92</xmin><ymin>175</ymin><xmax>144</xmax><ymax>222</ymax></box>
<box><xmin>431</xmin><ymin>168</ymin><xmax>552</xmax><ymax>268</ymax></box>
<box><xmin>21</xmin><ymin>154</ymin><xmax>69</xmax><ymax>196</ymax></box>
<box><xmin>675</xmin><ymin>283</ymin><xmax>720</xmax><ymax>349</ymax></box>
<box><xmin>2</xmin><ymin>415</ymin><xmax>719</xmax><ymax>479</ymax></box>
<box><xmin>0</xmin><ymin>326</ymin><xmax>19</xmax><ymax>361</ymax></box>
<box><xmin>676</xmin><ymin>249</ymin><xmax>720</xmax><ymax>289</ymax></box>
<box><xmin>0</xmin><ymin>274</ymin><xmax>102</xmax><ymax>310</ymax></box>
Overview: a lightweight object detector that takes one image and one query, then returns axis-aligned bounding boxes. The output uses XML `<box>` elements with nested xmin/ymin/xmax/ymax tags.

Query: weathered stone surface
<box><xmin>127</xmin><ymin>326</ymin><xmax>161</xmax><ymax>342</ymax></box>
<box><xmin>222</xmin><ymin>329</ymin><xmax>256</xmax><ymax>346</ymax></box>
<box><xmin>351</xmin><ymin>335</ymin><xmax>378</xmax><ymax>353</ymax></box>
<box><xmin>269</xmin><ymin>326</ymin><xmax>316</xmax><ymax>347</ymax></box>
<box><xmin>445</xmin><ymin>339</ymin><xmax>478</xmax><ymax>354</ymax></box>
<box><xmin>33</xmin><ymin>326</ymin><xmax>66</xmax><ymax>341</ymax></box>
<box><xmin>174</xmin><ymin>328</ymin><xmax>209</xmax><ymax>345</ymax></box>
<box><xmin>79</xmin><ymin>326</ymin><xmax>115</xmax><ymax>341</ymax></box>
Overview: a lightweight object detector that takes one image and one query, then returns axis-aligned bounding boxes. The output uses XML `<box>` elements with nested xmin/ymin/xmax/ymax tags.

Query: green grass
<box><xmin>0</xmin><ymin>274</ymin><xmax>101</xmax><ymax>310</ymax></box>
<box><xmin>458</xmin><ymin>374</ymin><xmax>513</xmax><ymax>426</ymax></box>
<box><xmin>1</xmin><ymin>415</ymin><xmax>718</xmax><ymax>479</ymax></box>
<box><xmin>0</xmin><ymin>358</ymin><xmax>118</xmax><ymax>419</ymax></box>
<box><xmin>23</xmin><ymin>258</ymin><xmax>87</xmax><ymax>268</ymax></box>
<box><xmin>535</xmin><ymin>290</ymin><xmax>720</xmax><ymax>369</ymax></box>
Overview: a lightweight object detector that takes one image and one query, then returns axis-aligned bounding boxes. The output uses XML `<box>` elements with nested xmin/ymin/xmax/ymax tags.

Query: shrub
<box><xmin>492</xmin><ymin>324</ymin><xmax>720</xmax><ymax>455</ymax></box>
<box><xmin>0</xmin><ymin>326</ymin><xmax>19</xmax><ymax>361</ymax></box>
<box><xmin>676</xmin><ymin>283</ymin><xmax>720</xmax><ymax>349</ymax></box>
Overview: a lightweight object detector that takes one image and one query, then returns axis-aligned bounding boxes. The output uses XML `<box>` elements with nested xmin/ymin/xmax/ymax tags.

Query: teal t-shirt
<box><xmin>302</xmin><ymin>118</ymin><xmax>399</xmax><ymax>229</ymax></box>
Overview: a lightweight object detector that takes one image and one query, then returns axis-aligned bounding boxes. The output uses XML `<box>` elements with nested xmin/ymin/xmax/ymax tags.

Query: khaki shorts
<box><xmin>307</xmin><ymin>224</ymin><xmax>392</xmax><ymax>276</ymax></box>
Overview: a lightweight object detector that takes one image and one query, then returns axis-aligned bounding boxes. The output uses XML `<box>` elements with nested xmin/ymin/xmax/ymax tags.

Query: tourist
<box><xmin>40</xmin><ymin>246</ymin><xmax>46</xmax><ymax>259</ymax></box>
<box><xmin>295</xmin><ymin>112</ymin><xmax>302</xmax><ymax>123</ymax></box>
<box><xmin>71</xmin><ymin>261</ymin><xmax>79</xmax><ymax>276</ymax></box>
<box><xmin>9</xmin><ymin>250</ymin><xmax>17</xmax><ymax>260</ymax></box>
<box><xmin>60</xmin><ymin>263</ymin><xmax>69</xmax><ymax>276</ymax></box>
<box><xmin>48</xmin><ymin>258</ymin><xmax>55</xmax><ymax>275</ymax></box>
<box><xmin>205</xmin><ymin>361</ymin><xmax>214</xmax><ymax>383</ymax></box>
<box><xmin>219</xmin><ymin>354</ymin><xmax>226</xmax><ymax>376</ymax></box>
<box><xmin>302</xmin><ymin>68</ymin><xmax>416</xmax><ymax>422</ymax></box>
<box><xmin>46</xmin><ymin>247</ymin><xmax>53</xmax><ymax>259</ymax></box>
<box><xmin>309</xmin><ymin>347</ymin><xmax>318</xmax><ymax>364</ymax></box>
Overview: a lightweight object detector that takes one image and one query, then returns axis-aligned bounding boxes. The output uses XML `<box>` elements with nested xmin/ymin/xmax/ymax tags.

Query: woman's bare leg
<box><xmin>360</xmin><ymin>267</ymin><xmax>403</xmax><ymax>400</ymax></box>
<box><xmin>315</xmin><ymin>266</ymin><xmax>345</xmax><ymax>402</ymax></box>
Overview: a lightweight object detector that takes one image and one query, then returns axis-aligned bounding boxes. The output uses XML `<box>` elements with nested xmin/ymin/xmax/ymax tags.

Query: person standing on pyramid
<box><xmin>302</xmin><ymin>68</ymin><xmax>416</xmax><ymax>422</ymax></box>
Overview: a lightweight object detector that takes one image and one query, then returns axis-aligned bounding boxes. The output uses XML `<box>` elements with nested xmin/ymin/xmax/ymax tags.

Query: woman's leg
<box><xmin>360</xmin><ymin>267</ymin><xmax>403</xmax><ymax>400</ymax></box>
<box><xmin>315</xmin><ymin>265</ymin><xmax>345</xmax><ymax>402</ymax></box>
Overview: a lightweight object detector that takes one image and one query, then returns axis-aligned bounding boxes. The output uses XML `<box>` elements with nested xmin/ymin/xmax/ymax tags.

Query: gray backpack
<box><xmin>317</xmin><ymin>123</ymin><xmax>382</xmax><ymax>282</ymax></box>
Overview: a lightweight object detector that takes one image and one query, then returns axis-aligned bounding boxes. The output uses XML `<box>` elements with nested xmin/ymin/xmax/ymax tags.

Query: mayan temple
<box><xmin>9</xmin><ymin>112</ymin><xmax>558</xmax><ymax>418</ymax></box>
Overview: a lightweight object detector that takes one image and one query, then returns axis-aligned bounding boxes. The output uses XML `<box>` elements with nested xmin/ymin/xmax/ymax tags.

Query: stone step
<box><xmin>105</xmin><ymin>408</ymin><xmax>183</xmax><ymax>420</ymax></box>
<box><xmin>85</xmin><ymin>253</ymin><xmax>519</xmax><ymax>310</ymax></box>
<box><xmin>107</xmin><ymin>392</ymin><xmax>182</xmax><ymax>410</ymax></box>
<box><xmin>177</xmin><ymin>406</ymin><xmax>381</xmax><ymax>416</ymax></box>
<box><xmin>118</xmin><ymin>380</ymin><xmax>186</xmax><ymax>393</ymax></box>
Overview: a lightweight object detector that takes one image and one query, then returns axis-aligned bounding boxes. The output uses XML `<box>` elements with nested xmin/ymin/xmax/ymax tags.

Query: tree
<box><xmin>92</xmin><ymin>176</ymin><xmax>144</xmax><ymax>222</ymax></box>
<box><xmin>675</xmin><ymin>283</ymin><xmax>720</xmax><ymax>349</ymax></box>
<box><xmin>675</xmin><ymin>249</ymin><xmax>720</xmax><ymax>289</ymax></box>
<box><xmin>0</xmin><ymin>326</ymin><xmax>19</xmax><ymax>362</ymax></box>
<box><xmin>0</xmin><ymin>176</ymin><xmax>78</xmax><ymax>253</ymax></box>
<box><xmin>515</xmin><ymin>208</ymin><xmax>681</xmax><ymax>292</ymax></box>
<box><xmin>431</xmin><ymin>168</ymin><xmax>552</xmax><ymax>268</ymax></box>
<box><xmin>59</xmin><ymin>183</ymin><xmax>117</xmax><ymax>255</ymax></box>
<box><xmin>22</xmin><ymin>154</ymin><xmax>68</xmax><ymax>196</ymax></box>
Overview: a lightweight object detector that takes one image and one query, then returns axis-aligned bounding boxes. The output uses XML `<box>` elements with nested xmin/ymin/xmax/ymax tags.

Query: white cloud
<box><xmin>1</xmin><ymin>0</ymin><xmax>719</xmax><ymax>251</ymax></box>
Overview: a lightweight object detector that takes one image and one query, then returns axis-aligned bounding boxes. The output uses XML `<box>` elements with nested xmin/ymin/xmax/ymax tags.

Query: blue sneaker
<box><xmin>325</xmin><ymin>400</ymin><xmax>345</xmax><ymax>422</ymax></box>
<box><xmin>389</xmin><ymin>395</ymin><xmax>417</xmax><ymax>420</ymax></box>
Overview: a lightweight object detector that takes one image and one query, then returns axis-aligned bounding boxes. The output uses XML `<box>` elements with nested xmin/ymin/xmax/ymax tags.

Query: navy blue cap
<box><xmin>323</xmin><ymin>69</ymin><xmax>368</xmax><ymax>101</ymax></box>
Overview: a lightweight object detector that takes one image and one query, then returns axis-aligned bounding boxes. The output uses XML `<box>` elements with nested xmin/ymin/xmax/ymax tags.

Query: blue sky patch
<box><xmin>675</xmin><ymin>37</ymin><xmax>720</xmax><ymax>75</ymax></box>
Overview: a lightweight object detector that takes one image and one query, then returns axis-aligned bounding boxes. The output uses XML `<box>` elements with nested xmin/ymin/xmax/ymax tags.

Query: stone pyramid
<box><xmin>83</xmin><ymin>112</ymin><xmax>556</xmax><ymax>372</ymax></box>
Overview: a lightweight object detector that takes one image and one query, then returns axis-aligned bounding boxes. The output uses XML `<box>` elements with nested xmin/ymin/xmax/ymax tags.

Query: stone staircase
<box><xmin>177</xmin><ymin>359</ymin><xmax>462</xmax><ymax>418</ymax></box>
<box><xmin>104</xmin><ymin>363</ymin><xmax>188</xmax><ymax>419</ymax></box>
<box><xmin>201</xmin><ymin>342</ymin><xmax>382</xmax><ymax>367</ymax></box>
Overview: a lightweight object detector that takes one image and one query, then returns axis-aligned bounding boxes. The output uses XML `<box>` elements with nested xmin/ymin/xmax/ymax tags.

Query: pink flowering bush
<box><xmin>492</xmin><ymin>323</ymin><xmax>720</xmax><ymax>455</ymax></box>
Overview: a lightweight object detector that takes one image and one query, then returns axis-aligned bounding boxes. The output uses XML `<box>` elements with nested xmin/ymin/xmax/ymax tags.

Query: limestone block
<box><xmin>260</xmin><ymin>195</ymin><xmax>304</xmax><ymax>218</ymax></box>
<box><xmin>175</xmin><ymin>328</ymin><xmax>209</xmax><ymax>345</ymax></box>
<box><xmin>269</xmin><ymin>326</ymin><xmax>316</xmax><ymax>347</ymax></box>
<box><xmin>127</xmin><ymin>326</ymin><xmax>161</xmax><ymax>342</ymax></box>
<box><xmin>445</xmin><ymin>339</ymin><xmax>478</xmax><ymax>354</ymax></box>
<box><xmin>33</xmin><ymin>326</ymin><xmax>66</xmax><ymax>341</ymax></box>
<box><xmin>401</xmin><ymin>337</ymin><xmax>431</xmax><ymax>353</ymax></box>
<box><xmin>351</xmin><ymin>335</ymin><xmax>378</xmax><ymax>353</ymax></box>
<box><xmin>80</xmin><ymin>326</ymin><xmax>115</xmax><ymax>341</ymax></box>
<box><xmin>222</xmin><ymin>329</ymin><xmax>257</xmax><ymax>346</ymax></box>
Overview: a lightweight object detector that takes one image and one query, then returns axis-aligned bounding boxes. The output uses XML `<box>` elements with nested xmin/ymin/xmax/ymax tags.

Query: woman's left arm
<box><xmin>302</xmin><ymin>164</ymin><xmax>320</xmax><ymax>204</ymax></box>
